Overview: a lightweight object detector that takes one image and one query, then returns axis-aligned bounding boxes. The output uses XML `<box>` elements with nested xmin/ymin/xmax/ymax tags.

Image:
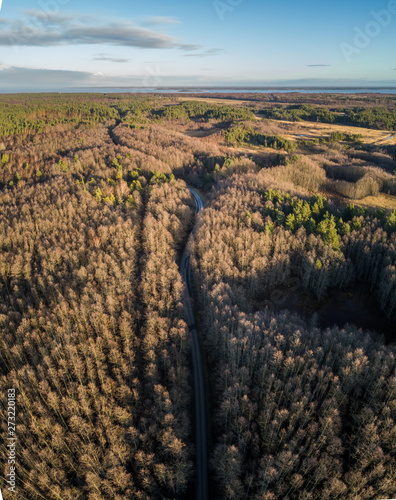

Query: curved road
<box><xmin>180</xmin><ymin>188</ymin><xmax>208</xmax><ymax>500</ymax></box>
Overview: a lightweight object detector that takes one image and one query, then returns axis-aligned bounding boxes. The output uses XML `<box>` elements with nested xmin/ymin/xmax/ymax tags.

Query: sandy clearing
<box><xmin>268</xmin><ymin>119</ymin><xmax>396</xmax><ymax>145</ymax></box>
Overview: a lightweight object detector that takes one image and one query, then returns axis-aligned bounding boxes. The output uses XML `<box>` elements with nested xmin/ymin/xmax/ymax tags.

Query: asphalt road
<box><xmin>180</xmin><ymin>188</ymin><xmax>208</xmax><ymax>500</ymax></box>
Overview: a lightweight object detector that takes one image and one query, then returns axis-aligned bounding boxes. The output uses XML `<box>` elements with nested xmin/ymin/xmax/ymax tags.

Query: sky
<box><xmin>0</xmin><ymin>0</ymin><xmax>395</xmax><ymax>89</ymax></box>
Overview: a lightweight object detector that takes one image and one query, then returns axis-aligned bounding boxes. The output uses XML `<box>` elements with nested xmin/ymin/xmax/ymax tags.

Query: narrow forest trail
<box><xmin>180</xmin><ymin>188</ymin><xmax>208</xmax><ymax>500</ymax></box>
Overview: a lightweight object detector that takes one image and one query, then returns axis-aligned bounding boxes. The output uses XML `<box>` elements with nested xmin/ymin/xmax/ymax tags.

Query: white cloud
<box><xmin>0</xmin><ymin>10</ymin><xmax>199</xmax><ymax>51</ymax></box>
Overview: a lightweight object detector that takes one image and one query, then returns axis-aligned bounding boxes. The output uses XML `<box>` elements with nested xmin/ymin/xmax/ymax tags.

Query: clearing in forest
<box><xmin>273</xmin><ymin>119</ymin><xmax>396</xmax><ymax>145</ymax></box>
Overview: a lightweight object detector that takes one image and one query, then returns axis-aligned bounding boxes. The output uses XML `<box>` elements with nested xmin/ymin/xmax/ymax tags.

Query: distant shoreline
<box><xmin>1</xmin><ymin>87</ymin><xmax>396</xmax><ymax>95</ymax></box>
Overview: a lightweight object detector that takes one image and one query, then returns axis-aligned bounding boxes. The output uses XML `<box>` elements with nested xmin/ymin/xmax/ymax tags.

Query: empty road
<box><xmin>180</xmin><ymin>187</ymin><xmax>208</xmax><ymax>500</ymax></box>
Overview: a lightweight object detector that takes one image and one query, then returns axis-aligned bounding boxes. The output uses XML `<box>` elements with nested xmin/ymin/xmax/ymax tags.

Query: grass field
<box><xmin>271</xmin><ymin>119</ymin><xmax>396</xmax><ymax>146</ymax></box>
<box><xmin>356</xmin><ymin>193</ymin><xmax>396</xmax><ymax>211</ymax></box>
<box><xmin>177</xmin><ymin>99</ymin><xmax>396</xmax><ymax>146</ymax></box>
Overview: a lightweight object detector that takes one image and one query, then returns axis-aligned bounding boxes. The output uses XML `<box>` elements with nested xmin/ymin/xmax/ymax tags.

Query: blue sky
<box><xmin>0</xmin><ymin>0</ymin><xmax>395</xmax><ymax>88</ymax></box>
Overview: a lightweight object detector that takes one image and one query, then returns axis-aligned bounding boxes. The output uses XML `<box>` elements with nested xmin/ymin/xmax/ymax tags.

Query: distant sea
<box><xmin>1</xmin><ymin>87</ymin><xmax>396</xmax><ymax>95</ymax></box>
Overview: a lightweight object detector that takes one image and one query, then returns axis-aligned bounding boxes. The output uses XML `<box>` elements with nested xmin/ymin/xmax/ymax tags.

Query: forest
<box><xmin>0</xmin><ymin>92</ymin><xmax>396</xmax><ymax>499</ymax></box>
<box><xmin>259</xmin><ymin>104</ymin><xmax>396</xmax><ymax>131</ymax></box>
<box><xmin>189</xmin><ymin>173</ymin><xmax>396</xmax><ymax>499</ymax></box>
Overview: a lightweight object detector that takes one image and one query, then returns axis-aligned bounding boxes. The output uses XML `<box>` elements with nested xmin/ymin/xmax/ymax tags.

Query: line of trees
<box><xmin>0</xmin><ymin>94</ymin><xmax>165</xmax><ymax>138</ymax></box>
<box><xmin>259</xmin><ymin>104</ymin><xmax>396</xmax><ymax>131</ymax></box>
<box><xmin>154</xmin><ymin>101</ymin><xmax>255</xmax><ymax>122</ymax></box>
